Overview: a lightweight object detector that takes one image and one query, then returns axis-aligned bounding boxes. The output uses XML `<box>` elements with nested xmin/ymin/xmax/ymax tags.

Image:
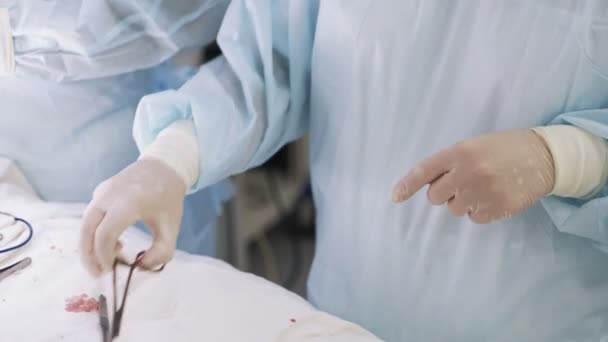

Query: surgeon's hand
<box><xmin>392</xmin><ymin>129</ymin><xmax>555</xmax><ymax>223</ymax></box>
<box><xmin>80</xmin><ymin>158</ymin><xmax>187</xmax><ymax>276</ymax></box>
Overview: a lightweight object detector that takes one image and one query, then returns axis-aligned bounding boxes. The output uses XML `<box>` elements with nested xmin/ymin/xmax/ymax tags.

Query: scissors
<box><xmin>98</xmin><ymin>251</ymin><xmax>165</xmax><ymax>341</ymax></box>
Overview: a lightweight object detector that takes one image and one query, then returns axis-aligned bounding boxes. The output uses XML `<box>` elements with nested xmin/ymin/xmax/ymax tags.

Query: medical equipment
<box><xmin>99</xmin><ymin>295</ymin><xmax>110</xmax><ymax>342</ymax></box>
<box><xmin>0</xmin><ymin>256</ymin><xmax>31</xmax><ymax>283</ymax></box>
<box><xmin>98</xmin><ymin>251</ymin><xmax>164</xmax><ymax>340</ymax></box>
<box><xmin>0</xmin><ymin>156</ymin><xmax>381</xmax><ymax>341</ymax></box>
<box><xmin>0</xmin><ymin>212</ymin><xmax>33</xmax><ymax>254</ymax></box>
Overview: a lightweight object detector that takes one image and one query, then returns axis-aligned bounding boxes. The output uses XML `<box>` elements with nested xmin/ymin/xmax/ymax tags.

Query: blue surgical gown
<box><xmin>135</xmin><ymin>0</ymin><xmax>608</xmax><ymax>340</ymax></box>
<box><xmin>0</xmin><ymin>0</ymin><xmax>231</xmax><ymax>255</ymax></box>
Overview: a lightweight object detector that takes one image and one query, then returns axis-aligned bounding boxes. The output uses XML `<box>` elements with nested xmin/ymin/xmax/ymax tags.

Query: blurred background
<box><xmin>193</xmin><ymin>43</ymin><xmax>316</xmax><ymax>298</ymax></box>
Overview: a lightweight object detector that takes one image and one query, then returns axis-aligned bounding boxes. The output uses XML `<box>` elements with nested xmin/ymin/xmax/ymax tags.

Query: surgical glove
<box><xmin>392</xmin><ymin>129</ymin><xmax>555</xmax><ymax>223</ymax></box>
<box><xmin>80</xmin><ymin>158</ymin><xmax>187</xmax><ymax>276</ymax></box>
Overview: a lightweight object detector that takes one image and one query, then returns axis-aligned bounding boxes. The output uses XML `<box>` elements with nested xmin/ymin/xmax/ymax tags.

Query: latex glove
<box><xmin>80</xmin><ymin>158</ymin><xmax>187</xmax><ymax>276</ymax></box>
<box><xmin>392</xmin><ymin>130</ymin><xmax>555</xmax><ymax>223</ymax></box>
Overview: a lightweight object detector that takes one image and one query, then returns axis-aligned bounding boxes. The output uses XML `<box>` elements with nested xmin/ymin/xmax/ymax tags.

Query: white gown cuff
<box><xmin>532</xmin><ymin>125</ymin><xmax>608</xmax><ymax>199</ymax></box>
<box><xmin>139</xmin><ymin>120</ymin><xmax>200</xmax><ymax>189</ymax></box>
<box><xmin>0</xmin><ymin>8</ymin><xmax>15</xmax><ymax>76</ymax></box>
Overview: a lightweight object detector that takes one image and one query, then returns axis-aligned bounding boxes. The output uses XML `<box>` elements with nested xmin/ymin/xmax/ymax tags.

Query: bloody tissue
<box><xmin>65</xmin><ymin>294</ymin><xmax>98</xmax><ymax>313</ymax></box>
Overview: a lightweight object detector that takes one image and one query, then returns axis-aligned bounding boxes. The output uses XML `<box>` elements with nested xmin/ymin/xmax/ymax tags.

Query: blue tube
<box><xmin>0</xmin><ymin>216</ymin><xmax>34</xmax><ymax>254</ymax></box>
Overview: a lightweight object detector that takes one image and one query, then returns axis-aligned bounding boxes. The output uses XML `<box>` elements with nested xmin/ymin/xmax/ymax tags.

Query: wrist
<box><xmin>139</xmin><ymin>120</ymin><xmax>200</xmax><ymax>190</ymax></box>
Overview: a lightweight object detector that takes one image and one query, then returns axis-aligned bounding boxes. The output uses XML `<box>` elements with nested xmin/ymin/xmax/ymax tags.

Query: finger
<box><xmin>469</xmin><ymin>208</ymin><xmax>493</xmax><ymax>224</ymax></box>
<box><xmin>447</xmin><ymin>196</ymin><xmax>469</xmax><ymax>217</ymax></box>
<box><xmin>427</xmin><ymin>170</ymin><xmax>458</xmax><ymax>205</ymax></box>
<box><xmin>465</xmin><ymin>199</ymin><xmax>497</xmax><ymax>224</ymax></box>
<box><xmin>392</xmin><ymin>149</ymin><xmax>453</xmax><ymax>203</ymax></box>
<box><xmin>471</xmin><ymin>209</ymin><xmax>513</xmax><ymax>224</ymax></box>
<box><xmin>113</xmin><ymin>240</ymin><xmax>126</xmax><ymax>264</ymax></box>
<box><xmin>115</xmin><ymin>240</ymin><xmax>124</xmax><ymax>254</ymax></box>
<box><xmin>139</xmin><ymin>237</ymin><xmax>176</xmax><ymax>270</ymax></box>
<box><xmin>138</xmin><ymin>222</ymin><xmax>178</xmax><ymax>270</ymax></box>
<box><xmin>94</xmin><ymin>205</ymin><xmax>136</xmax><ymax>273</ymax></box>
<box><xmin>80</xmin><ymin>205</ymin><xmax>105</xmax><ymax>276</ymax></box>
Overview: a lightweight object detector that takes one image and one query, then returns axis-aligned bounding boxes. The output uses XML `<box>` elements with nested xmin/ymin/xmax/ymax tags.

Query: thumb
<box><xmin>138</xmin><ymin>212</ymin><xmax>181</xmax><ymax>269</ymax></box>
<box><xmin>139</xmin><ymin>230</ymin><xmax>177</xmax><ymax>270</ymax></box>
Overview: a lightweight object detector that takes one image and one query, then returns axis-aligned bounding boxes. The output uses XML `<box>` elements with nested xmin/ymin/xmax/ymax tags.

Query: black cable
<box><xmin>264</xmin><ymin>171</ymin><xmax>287</xmax><ymax>213</ymax></box>
<box><xmin>263</xmin><ymin>171</ymin><xmax>304</xmax><ymax>290</ymax></box>
<box><xmin>223</xmin><ymin>197</ymin><xmax>236</xmax><ymax>265</ymax></box>
<box><xmin>291</xmin><ymin>183</ymin><xmax>316</xmax><ymax>237</ymax></box>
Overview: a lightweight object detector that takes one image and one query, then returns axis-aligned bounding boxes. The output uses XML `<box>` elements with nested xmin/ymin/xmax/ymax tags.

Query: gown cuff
<box><xmin>532</xmin><ymin>125</ymin><xmax>608</xmax><ymax>199</ymax></box>
<box><xmin>139</xmin><ymin>120</ymin><xmax>200</xmax><ymax>189</ymax></box>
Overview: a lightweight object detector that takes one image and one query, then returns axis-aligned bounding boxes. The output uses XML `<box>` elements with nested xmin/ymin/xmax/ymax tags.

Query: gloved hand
<box><xmin>80</xmin><ymin>158</ymin><xmax>187</xmax><ymax>276</ymax></box>
<box><xmin>392</xmin><ymin>129</ymin><xmax>555</xmax><ymax>223</ymax></box>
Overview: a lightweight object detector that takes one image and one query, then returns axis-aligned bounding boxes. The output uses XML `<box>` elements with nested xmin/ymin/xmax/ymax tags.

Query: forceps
<box><xmin>98</xmin><ymin>251</ymin><xmax>164</xmax><ymax>341</ymax></box>
<box><xmin>0</xmin><ymin>257</ymin><xmax>32</xmax><ymax>283</ymax></box>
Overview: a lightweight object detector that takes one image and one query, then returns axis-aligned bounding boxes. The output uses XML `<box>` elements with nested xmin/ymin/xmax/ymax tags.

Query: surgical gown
<box><xmin>0</xmin><ymin>0</ymin><xmax>231</xmax><ymax>255</ymax></box>
<box><xmin>135</xmin><ymin>0</ymin><xmax>608</xmax><ymax>340</ymax></box>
